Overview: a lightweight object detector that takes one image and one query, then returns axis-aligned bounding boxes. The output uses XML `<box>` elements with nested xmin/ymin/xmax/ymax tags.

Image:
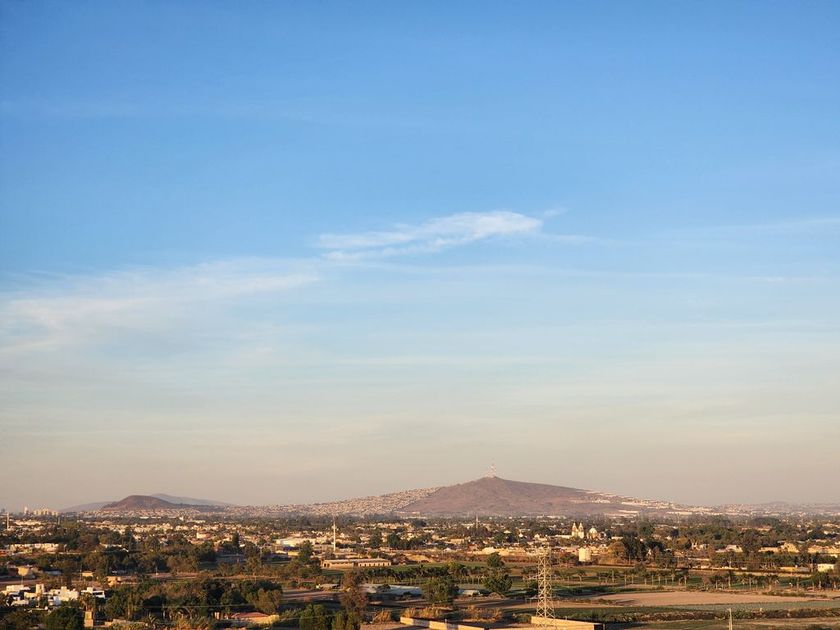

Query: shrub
<box><xmin>371</xmin><ymin>610</ymin><xmax>395</xmax><ymax>623</ymax></box>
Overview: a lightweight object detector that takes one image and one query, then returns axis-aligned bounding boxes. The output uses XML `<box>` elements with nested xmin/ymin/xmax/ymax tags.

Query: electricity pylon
<box><xmin>535</xmin><ymin>546</ymin><xmax>555</xmax><ymax>620</ymax></box>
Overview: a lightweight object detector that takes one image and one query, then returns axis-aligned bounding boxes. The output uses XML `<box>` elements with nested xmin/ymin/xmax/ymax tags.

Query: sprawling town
<box><xmin>2</xmin><ymin>505</ymin><xmax>840</xmax><ymax>630</ymax></box>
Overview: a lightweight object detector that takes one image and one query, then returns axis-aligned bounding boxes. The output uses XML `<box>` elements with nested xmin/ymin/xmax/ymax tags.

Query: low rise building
<box><xmin>321</xmin><ymin>557</ymin><xmax>391</xmax><ymax>569</ymax></box>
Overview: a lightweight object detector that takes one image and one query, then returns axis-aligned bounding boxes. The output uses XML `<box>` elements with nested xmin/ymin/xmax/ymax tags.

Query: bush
<box><xmin>462</xmin><ymin>606</ymin><xmax>502</xmax><ymax>622</ymax></box>
<box><xmin>371</xmin><ymin>610</ymin><xmax>395</xmax><ymax>623</ymax></box>
<box><xmin>417</xmin><ymin>607</ymin><xmax>447</xmax><ymax>620</ymax></box>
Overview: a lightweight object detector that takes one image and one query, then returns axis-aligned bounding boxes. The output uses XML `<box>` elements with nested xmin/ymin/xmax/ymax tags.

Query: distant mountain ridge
<box><xmin>262</xmin><ymin>476</ymin><xmax>702</xmax><ymax>517</ymax></box>
<box><xmin>400</xmin><ymin>476</ymin><xmax>626</xmax><ymax>516</ymax></box>
<box><xmin>150</xmin><ymin>493</ymin><xmax>233</xmax><ymax>507</ymax></box>
<box><xmin>102</xmin><ymin>495</ymin><xmax>182</xmax><ymax>511</ymax></box>
<box><xmin>60</xmin><ymin>479</ymin><xmax>840</xmax><ymax>517</ymax></box>
<box><xmin>394</xmin><ymin>476</ymin><xmax>700</xmax><ymax>517</ymax></box>
<box><xmin>62</xmin><ymin>493</ymin><xmax>232</xmax><ymax>513</ymax></box>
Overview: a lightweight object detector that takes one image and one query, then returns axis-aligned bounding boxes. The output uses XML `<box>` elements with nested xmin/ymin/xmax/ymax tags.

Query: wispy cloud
<box><xmin>0</xmin><ymin>259</ymin><xmax>318</xmax><ymax>354</ymax></box>
<box><xmin>0</xmin><ymin>211</ymin><xmax>583</xmax><ymax>356</ymax></box>
<box><xmin>318</xmin><ymin>210</ymin><xmax>543</xmax><ymax>260</ymax></box>
<box><xmin>541</xmin><ymin>207</ymin><xmax>568</xmax><ymax>218</ymax></box>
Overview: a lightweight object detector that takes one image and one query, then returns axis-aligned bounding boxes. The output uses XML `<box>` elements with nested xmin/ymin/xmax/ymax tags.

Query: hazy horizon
<box><xmin>8</xmin><ymin>451</ymin><xmax>840</xmax><ymax>513</ymax></box>
<box><xmin>12</xmin><ymin>474</ymin><xmax>708</xmax><ymax>513</ymax></box>
<box><xmin>2</xmin><ymin>2</ymin><xmax>839</xmax><ymax>512</ymax></box>
<box><xmin>43</xmin><ymin>469</ymin><xmax>840</xmax><ymax>514</ymax></box>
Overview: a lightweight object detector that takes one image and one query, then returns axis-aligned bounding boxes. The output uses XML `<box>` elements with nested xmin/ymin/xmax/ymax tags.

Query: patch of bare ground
<box><xmin>631</xmin><ymin>619</ymin><xmax>840</xmax><ymax>630</ymax></box>
<box><xmin>596</xmin><ymin>590</ymin><xmax>822</xmax><ymax>606</ymax></box>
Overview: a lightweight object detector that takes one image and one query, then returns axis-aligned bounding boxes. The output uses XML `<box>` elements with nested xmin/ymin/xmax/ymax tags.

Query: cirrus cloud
<box><xmin>318</xmin><ymin>210</ymin><xmax>543</xmax><ymax>260</ymax></box>
<box><xmin>0</xmin><ymin>259</ymin><xmax>319</xmax><ymax>354</ymax></box>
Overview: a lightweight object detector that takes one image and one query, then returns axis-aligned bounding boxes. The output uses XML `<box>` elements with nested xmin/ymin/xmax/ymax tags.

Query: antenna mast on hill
<box><xmin>535</xmin><ymin>547</ymin><xmax>555</xmax><ymax>620</ymax></box>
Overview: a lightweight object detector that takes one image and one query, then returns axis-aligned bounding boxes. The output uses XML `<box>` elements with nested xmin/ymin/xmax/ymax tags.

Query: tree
<box><xmin>103</xmin><ymin>589</ymin><xmax>128</xmax><ymax>620</ymax></box>
<box><xmin>219</xmin><ymin>533</ymin><xmax>241</xmax><ymax>555</ymax></box>
<box><xmin>46</xmin><ymin>605</ymin><xmax>83</xmax><ymax>630</ymax></box>
<box><xmin>620</xmin><ymin>535</ymin><xmax>647</xmax><ymax>562</ymax></box>
<box><xmin>297</xmin><ymin>540</ymin><xmax>314</xmax><ymax>564</ymax></box>
<box><xmin>57</xmin><ymin>558</ymin><xmax>80</xmax><ymax>587</ymax></box>
<box><xmin>80</xmin><ymin>593</ymin><xmax>99</xmax><ymax>616</ymax></box>
<box><xmin>332</xmin><ymin>610</ymin><xmax>361</xmax><ymax>630</ymax></box>
<box><xmin>483</xmin><ymin>571</ymin><xmax>512</xmax><ymax>597</ymax></box>
<box><xmin>251</xmin><ymin>588</ymin><xmax>283</xmax><ymax>614</ymax></box>
<box><xmin>740</xmin><ymin>529</ymin><xmax>761</xmax><ymax>557</ymax></box>
<box><xmin>192</xmin><ymin>542</ymin><xmax>216</xmax><ymax>565</ymax></box>
<box><xmin>422</xmin><ymin>575</ymin><xmax>458</xmax><ymax>606</ymax></box>
<box><xmin>486</xmin><ymin>553</ymin><xmax>504</xmax><ymax>569</ymax></box>
<box><xmin>102</xmin><ymin>586</ymin><xmax>146</xmax><ymax>621</ymax></box>
<box><xmin>220</xmin><ymin>587</ymin><xmax>246</xmax><ymax>613</ymax></box>
<box><xmin>1</xmin><ymin>610</ymin><xmax>45</xmax><ymax>630</ymax></box>
<box><xmin>340</xmin><ymin>570</ymin><xmax>368</xmax><ymax>619</ymax></box>
<box><xmin>299</xmin><ymin>604</ymin><xmax>330</xmax><ymax>630</ymax></box>
<box><xmin>446</xmin><ymin>562</ymin><xmax>467</xmax><ymax>580</ymax></box>
<box><xmin>523</xmin><ymin>579</ymin><xmax>538</xmax><ymax>598</ymax></box>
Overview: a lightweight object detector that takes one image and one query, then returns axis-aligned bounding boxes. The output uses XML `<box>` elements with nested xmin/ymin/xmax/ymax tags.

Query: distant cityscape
<box><xmin>2</xmin><ymin>475</ymin><xmax>839</xmax><ymax>630</ymax></box>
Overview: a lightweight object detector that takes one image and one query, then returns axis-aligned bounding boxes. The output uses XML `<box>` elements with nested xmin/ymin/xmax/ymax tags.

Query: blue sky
<box><xmin>1</xmin><ymin>1</ymin><xmax>839</xmax><ymax>510</ymax></box>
